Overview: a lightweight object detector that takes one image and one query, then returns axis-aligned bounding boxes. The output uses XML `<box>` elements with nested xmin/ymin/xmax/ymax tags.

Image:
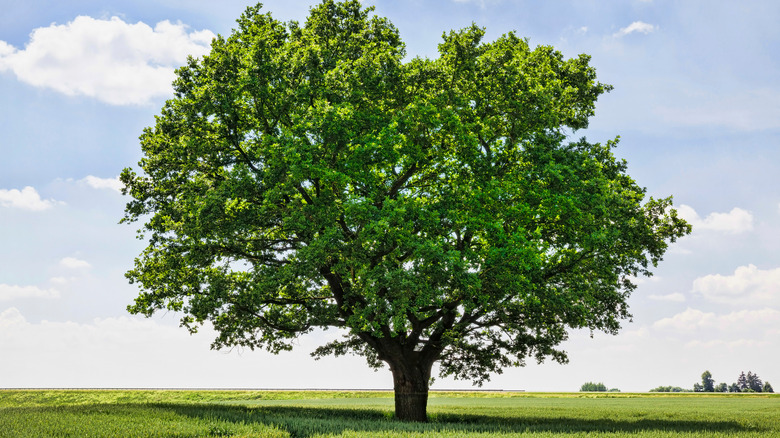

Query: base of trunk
<box><xmin>394</xmin><ymin>388</ymin><xmax>428</xmax><ymax>422</ymax></box>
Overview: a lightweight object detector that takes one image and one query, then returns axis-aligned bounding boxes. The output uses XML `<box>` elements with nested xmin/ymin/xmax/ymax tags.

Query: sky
<box><xmin>1</xmin><ymin>0</ymin><xmax>779</xmax><ymax>392</ymax></box>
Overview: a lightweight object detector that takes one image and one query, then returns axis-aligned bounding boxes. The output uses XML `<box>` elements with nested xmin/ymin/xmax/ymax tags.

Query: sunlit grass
<box><xmin>1</xmin><ymin>390</ymin><xmax>778</xmax><ymax>437</ymax></box>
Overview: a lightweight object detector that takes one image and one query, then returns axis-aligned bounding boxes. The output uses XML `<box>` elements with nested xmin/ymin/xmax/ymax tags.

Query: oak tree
<box><xmin>121</xmin><ymin>0</ymin><xmax>690</xmax><ymax>421</ymax></box>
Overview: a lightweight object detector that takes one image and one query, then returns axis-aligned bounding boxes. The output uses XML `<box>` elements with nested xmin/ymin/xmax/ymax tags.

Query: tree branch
<box><xmin>296</xmin><ymin>184</ymin><xmax>314</xmax><ymax>204</ymax></box>
<box><xmin>386</xmin><ymin>162</ymin><xmax>418</xmax><ymax>200</ymax></box>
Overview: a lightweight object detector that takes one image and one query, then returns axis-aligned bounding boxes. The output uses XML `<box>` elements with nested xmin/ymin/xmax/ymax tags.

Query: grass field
<box><xmin>1</xmin><ymin>390</ymin><xmax>778</xmax><ymax>437</ymax></box>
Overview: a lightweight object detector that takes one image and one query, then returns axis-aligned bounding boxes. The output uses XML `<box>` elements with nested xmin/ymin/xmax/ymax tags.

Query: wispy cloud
<box><xmin>648</xmin><ymin>292</ymin><xmax>686</xmax><ymax>302</ymax></box>
<box><xmin>653</xmin><ymin>307</ymin><xmax>780</xmax><ymax>332</ymax></box>
<box><xmin>0</xmin><ymin>284</ymin><xmax>60</xmax><ymax>301</ymax></box>
<box><xmin>0</xmin><ymin>186</ymin><xmax>62</xmax><ymax>211</ymax></box>
<box><xmin>675</xmin><ymin>205</ymin><xmax>753</xmax><ymax>234</ymax></box>
<box><xmin>80</xmin><ymin>175</ymin><xmax>123</xmax><ymax>192</ymax></box>
<box><xmin>0</xmin><ymin>16</ymin><xmax>214</xmax><ymax>105</ymax></box>
<box><xmin>60</xmin><ymin>257</ymin><xmax>91</xmax><ymax>269</ymax></box>
<box><xmin>614</xmin><ymin>21</ymin><xmax>656</xmax><ymax>37</ymax></box>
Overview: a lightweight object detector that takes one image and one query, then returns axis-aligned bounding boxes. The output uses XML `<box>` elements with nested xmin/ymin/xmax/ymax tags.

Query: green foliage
<box><xmin>737</xmin><ymin>372</ymin><xmax>748</xmax><ymax>391</ymax></box>
<box><xmin>701</xmin><ymin>371</ymin><xmax>715</xmax><ymax>392</ymax></box>
<box><xmin>745</xmin><ymin>372</ymin><xmax>763</xmax><ymax>392</ymax></box>
<box><xmin>580</xmin><ymin>382</ymin><xmax>607</xmax><ymax>392</ymax></box>
<box><xmin>121</xmin><ymin>0</ymin><xmax>690</xmax><ymax>405</ymax></box>
<box><xmin>733</xmin><ymin>371</ymin><xmax>766</xmax><ymax>393</ymax></box>
<box><xmin>763</xmin><ymin>382</ymin><xmax>774</xmax><ymax>393</ymax></box>
<box><xmin>649</xmin><ymin>386</ymin><xmax>690</xmax><ymax>393</ymax></box>
<box><xmin>2</xmin><ymin>390</ymin><xmax>780</xmax><ymax>437</ymax></box>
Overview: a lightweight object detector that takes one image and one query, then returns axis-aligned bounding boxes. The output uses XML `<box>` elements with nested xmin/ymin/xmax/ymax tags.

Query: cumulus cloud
<box><xmin>0</xmin><ymin>284</ymin><xmax>60</xmax><ymax>301</ymax></box>
<box><xmin>0</xmin><ymin>16</ymin><xmax>214</xmax><ymax>105</ymax></box>
<box><xmin>614</xmin><ymin>21</ymin><xmax>656</xmax><ymax>37</ymax></box>
<box><xmin>80</xmin><ymin>175</ymin><xmax>123</xmax><ymax>192</ymax></box>
<box><xmin>60</xmin><ymin>257</ymin><xmax>91</xmax><ymax>269</ymax></box>
<box><xmin>0</xmin><ymin>307</ymin><xmax>26</xmax><ymax>327</ymax></box>
<box><xmin>675</xmin><ymin>205</ymin><xmax>753</xmax><ymax>234</ymax></box>
<box><xmin>653</xmin><ymin>308</ymin><xmax>716</xmax><ymax>332</ymax></box>
<box><xmin>692</xmin><ymin>264</ymin><xmax>780</xmax><ymax>305</ymax></box>
<box><xmin>0</xmin><ymin>186</ymin><xmax>61</xmax><ymax>211</ymax></box>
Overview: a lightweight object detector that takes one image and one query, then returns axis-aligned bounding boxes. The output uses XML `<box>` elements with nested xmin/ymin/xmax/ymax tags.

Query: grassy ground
<box><xmin>1</xmin><ymin>390</ymin><xmax>778</xmax><ymax>437</ymax></box>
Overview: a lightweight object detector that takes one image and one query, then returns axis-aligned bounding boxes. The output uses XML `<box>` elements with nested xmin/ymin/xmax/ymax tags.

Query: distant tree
<box><xmin>728</xmin><ymin>383</ymin><xmax>741</xmax><ymax>393</ymax></box>
<box><xmin>580</xmin><ymin>382</ymin><xmax>608</xmax><ymax>392</ymax></box>
<box><xmin>746</xmin><ymin>372</ymin><xmax>763</xmax><ymax>392</ymax></box>
<box><xmin>737</xmin><ymin>372</ymin><xmax>748</xmax><ymax>391</ymax></box>
<box><xmin>650</xmin><ymin>386</ymin><xmax>689</xmax><ymax>392</ymax></box>
<box><xmin>701</xmin><ymin>370</ymin><xmax>715</xmax><ymax>392</ymax></box>
<box><xmin>693</xmin><ymin>383</ymin><xmax>703</xmax><ymax>392</ymax></box>
<box><xmin>608</xmin><ymin>388</ymin><xmax>621</xmax><ymax>392</ymax></box>
<box><xmin>763</xmin><ymin>382</ymin><xmax>774</xmax><ymax>393</ymax></box>
<box><xmin>715</xmin><ymin>382</ymin><xmax>728</xmax><ymax>392</ymax></box>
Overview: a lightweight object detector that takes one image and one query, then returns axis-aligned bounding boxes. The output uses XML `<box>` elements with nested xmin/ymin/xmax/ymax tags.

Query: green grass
<box><xmin>1</xmin><ymin>390</ymin><xmax>778</xmax><ymax>437</ymax></box>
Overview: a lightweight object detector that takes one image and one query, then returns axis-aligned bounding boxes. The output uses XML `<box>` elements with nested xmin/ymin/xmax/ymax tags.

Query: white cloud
<box><xmin>0</xmin><ymin>186</ymin><xmax>61</xmax><ymax>211</ymax></box>
<box><xmin>0</xmin><ymin>16</ymin><xmax>214</xmax><ymax>105</ymax></box>
<box><xmin>653</xmin><ymin>307</ymin><xmax>780</xmax><ymax>333</ymax></box>
<box><xmin>80</xmin><ymin>175</ymin><xmax>123</xmax><ymax>192</ymax></box>
<box><xmin>648</xmin><ymin>292</ymin><xmax>686</xmax><ymax>302</ymax></box>
<box><xmin>49</xmin><ymin>276</ymin><xmax>76</xmax><ymax>285</ymax></box>
<box><xmin>675</xmin><ymin>205</ymin><xmax>753</xmax><ymax>234</ymax></box>
<box><xmin>0</xmin><ymin>307</ymin><xmax>26</xmax><ymax>327</ymax></box>
<box><xmin>684</xmin><ymin>338</ymin><xmax>771</xmax><ymax>350</ymax></box>
<box><xmin>692</xmin><ymin>264</ymin><xmax>780</xmax><ymax>305</ymax></box>
<box><xmin>614</xmin><ymin>21</ymin><xmax>656</xmax><ymax>37</ymax></box>
<box><xmin>0</xmin><ymin>40</ymin><xmax>15</xmax><ymax>57</ymax></box>
<box><xmin>60</xmin><ymin>257</ymin><xmax>92</xmax><ymax>269</ymax></box>
<box><xmin>653</xmin><ymin>308</ymin><xmax>716</xmax><ymax>332</ymax></box>
<box><xmin>0</xmin><ymin>284</ymin><xmax>60</xmax><ymax>301</ymax></box>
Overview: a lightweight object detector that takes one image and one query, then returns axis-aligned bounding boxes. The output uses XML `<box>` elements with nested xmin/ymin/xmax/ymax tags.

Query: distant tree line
<box><xmin>650</xmin><ymin>371</ymin><xmax>774</xmax><ymax>393</ymax></box>
<box><xmin>649</xmin><ymin>386</ymin><xmax>688</xmax><ymax>393</ymax></box>
<box><xmin>580</xmin><ymin>382</ymin><xmax>620</xmax><ymax>392</ymax></box>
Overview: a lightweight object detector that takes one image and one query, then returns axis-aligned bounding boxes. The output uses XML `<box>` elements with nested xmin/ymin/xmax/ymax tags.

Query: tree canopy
<box><xmin>701</xmin><ymin>370</ymin><xmax>715</xmax><ymax>392</ymax></box>
<box><xmin>121</xmin><ymin>0</ymin><xmax>690</xmax><ymax>421</ymax></box>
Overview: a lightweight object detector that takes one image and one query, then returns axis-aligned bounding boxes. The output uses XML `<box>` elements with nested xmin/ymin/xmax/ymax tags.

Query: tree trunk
<box><xmin>390</xmin><ymin>360</ymin><xmax>431</xmax><ymax>422</ymax></box>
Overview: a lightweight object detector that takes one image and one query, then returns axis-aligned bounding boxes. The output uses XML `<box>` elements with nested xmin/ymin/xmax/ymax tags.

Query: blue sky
<box><xmin>1</xmin><ymin>0</ymin><xmax>779</xmax><ymax>391</ymax></box>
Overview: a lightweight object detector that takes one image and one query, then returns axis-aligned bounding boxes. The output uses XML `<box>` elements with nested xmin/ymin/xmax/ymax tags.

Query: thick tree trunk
<box><xmin>390</xmin><ymin>360</ymin><xmax>431</xmax><ymax>422</ymax></box>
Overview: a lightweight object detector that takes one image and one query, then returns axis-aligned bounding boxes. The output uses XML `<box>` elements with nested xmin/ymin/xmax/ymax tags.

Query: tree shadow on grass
<box><xmin>160</xmin><ymin>403</ymin><xmax>759</xmax><ymax>437</ymax></box>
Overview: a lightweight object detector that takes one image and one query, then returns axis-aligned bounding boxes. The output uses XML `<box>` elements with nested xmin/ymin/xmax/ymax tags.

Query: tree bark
<box><xmin>390</xmin><ymin>359</ymin><xmax>432</xmax><ymax>422</ymax></box>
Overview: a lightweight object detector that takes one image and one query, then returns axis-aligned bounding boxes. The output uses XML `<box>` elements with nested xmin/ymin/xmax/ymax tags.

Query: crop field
<box><xmin>0</xmin><ymin>390</ymin><xmax>778</xmax><ymax>437</ymax></box>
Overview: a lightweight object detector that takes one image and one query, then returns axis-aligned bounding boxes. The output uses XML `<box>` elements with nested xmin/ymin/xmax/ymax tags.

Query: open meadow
<box><xmin>1</xmin><ymin>390</ymin><xmax>778</xmax><ymax>437</ymax></box>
